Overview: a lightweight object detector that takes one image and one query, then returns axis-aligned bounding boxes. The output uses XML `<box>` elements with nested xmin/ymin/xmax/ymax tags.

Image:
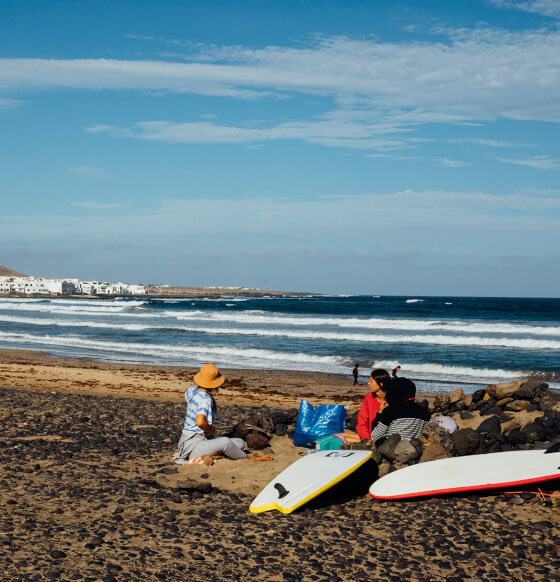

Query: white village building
<box><xmin>0</xmin><ymin>276</ymin><xmax>145</xmax><ymax>296</ymax></box>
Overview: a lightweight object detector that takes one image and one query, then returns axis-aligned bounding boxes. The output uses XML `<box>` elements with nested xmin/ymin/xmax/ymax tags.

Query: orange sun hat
<box><xmin>194</xmin><ymin>363</ymin><xmax>225</xmax><ymax>389</ymax></box>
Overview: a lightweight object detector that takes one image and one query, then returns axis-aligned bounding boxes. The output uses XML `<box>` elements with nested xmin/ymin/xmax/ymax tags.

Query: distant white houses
<box><xmin>0</xmin><ymin>276</ymin><xmax>146</xmax><ymax>296</ymax></box>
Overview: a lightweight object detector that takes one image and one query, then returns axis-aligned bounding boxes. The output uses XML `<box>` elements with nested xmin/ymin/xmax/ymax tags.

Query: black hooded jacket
<box><xmin>370</xmin><ymin>378</ymin><xmax>430</xmax><ymax>442</ymax></box>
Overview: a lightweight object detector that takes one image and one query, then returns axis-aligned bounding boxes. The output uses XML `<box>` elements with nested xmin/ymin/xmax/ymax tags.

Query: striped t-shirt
<box><xmin>370</xmin><ymin>400</ymin><xmax>430</xmax><ymax>442</ymax></box>
<box><xmin>182</xmin><ymin>386</ymin><xmax>214</xmax><ymax>433</ymax></box>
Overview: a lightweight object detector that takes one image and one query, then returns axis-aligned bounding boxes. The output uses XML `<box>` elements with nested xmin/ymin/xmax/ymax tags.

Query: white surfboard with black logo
<box><xmin>250</xmin><ymin>449</ymin><xmax>372</xmax><ymax>514</ymax></box>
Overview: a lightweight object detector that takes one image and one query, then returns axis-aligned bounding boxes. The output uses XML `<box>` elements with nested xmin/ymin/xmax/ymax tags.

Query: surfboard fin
<box><xmin>274</xmin><ymin>483</ymin><xmax>290</xmax><ymax>499</ymax></box>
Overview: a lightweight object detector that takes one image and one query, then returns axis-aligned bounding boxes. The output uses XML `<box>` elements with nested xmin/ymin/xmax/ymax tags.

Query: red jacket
<box><xmin>356</xmin><ymin>392</ymin><xmax>381</xmax><ymax>440</ymax></box>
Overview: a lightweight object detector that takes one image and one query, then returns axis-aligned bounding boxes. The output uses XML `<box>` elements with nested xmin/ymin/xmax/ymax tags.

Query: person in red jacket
<box><xmin>356</xmin><ymin>368</ymin><xmax>390</xmax><ymax>440</ymax></box>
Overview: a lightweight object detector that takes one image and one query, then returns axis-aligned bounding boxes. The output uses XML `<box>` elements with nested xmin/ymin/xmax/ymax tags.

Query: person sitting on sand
<box><xmin>370</xmin><ymin>377</ymin><xmax>430</xmax><ymax>443</ymax></box>
<box><xmin>175</xmin><ymin>363</ymin><xmax>271</xmax><ymax>464</ymax></box>
<box><xmin>355</xmin><ymin>369</ymin><xmax>390</xmax><ymax>440</ymax></box>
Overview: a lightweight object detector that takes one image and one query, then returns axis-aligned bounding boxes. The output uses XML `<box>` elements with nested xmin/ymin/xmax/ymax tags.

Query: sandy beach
<box><xmin>1</xmin><ymin>348</ymin><xmax>559</xmax><ymax>581</ymax></box>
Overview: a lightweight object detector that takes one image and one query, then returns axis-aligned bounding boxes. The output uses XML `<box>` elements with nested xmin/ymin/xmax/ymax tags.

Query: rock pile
<box><xmin>371</xmin><ymin>379</ymin><xmax>560</xmax><ymax>476</ymax></box>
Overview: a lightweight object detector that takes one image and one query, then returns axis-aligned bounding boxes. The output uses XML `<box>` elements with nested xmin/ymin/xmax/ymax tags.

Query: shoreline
<box><xmin>0</xmin><ymin>348</ymin><xmax>387</xmax><ymax>410</ymax></box>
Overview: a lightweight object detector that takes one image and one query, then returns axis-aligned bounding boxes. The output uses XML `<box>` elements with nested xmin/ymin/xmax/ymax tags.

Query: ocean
<box><xmin>0</xmin><ymin>294</ymin><xmax>559</xmax><ymax>394</ymax></box>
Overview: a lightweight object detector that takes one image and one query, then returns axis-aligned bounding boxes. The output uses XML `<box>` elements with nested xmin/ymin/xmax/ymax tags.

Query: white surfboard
<box><xmin>369</xmin><ymin>449</ymin><xmax>560</xmax><ymax>500</ymax></box>
<box><xmin>250</xmin><ymin>449</ymin><xmax>373</xmax><ymax>514</ymax></box>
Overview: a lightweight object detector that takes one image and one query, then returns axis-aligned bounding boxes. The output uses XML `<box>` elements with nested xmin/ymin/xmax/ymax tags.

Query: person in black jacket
<box><xmin>370</xmin><ymin>377</ymin><xmax>430</xmax><ymax>443</ymax></box>
<box><xmin>352</xmin><ymin>363</ymin><xmax>360</xmax><ymax>385</ymax></box>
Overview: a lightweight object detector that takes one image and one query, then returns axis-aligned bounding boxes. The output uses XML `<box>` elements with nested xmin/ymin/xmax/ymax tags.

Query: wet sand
<box><xmin>1</xmin><ymin>349</ymin><xmax>559</xmax><ymax>581</ymax></box>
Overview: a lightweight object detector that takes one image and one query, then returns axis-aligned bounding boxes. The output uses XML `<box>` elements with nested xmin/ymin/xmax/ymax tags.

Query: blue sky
<box><xmin>1</xmin><ymin>0</ymin><xmax>559</xmax><ymax>296</ymax></box>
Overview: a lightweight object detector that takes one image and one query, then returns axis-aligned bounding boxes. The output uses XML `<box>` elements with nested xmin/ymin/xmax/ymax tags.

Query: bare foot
<box><xmin>246</xmin><ymin>454</ymin><xmax>272</xmax><ymax>462</ymax></box>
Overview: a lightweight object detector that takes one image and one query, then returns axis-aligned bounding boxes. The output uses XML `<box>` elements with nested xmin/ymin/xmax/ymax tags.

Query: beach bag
<box><xmin>293</xmin><ymin>400</ymin><xmax>346</xmax><ymax>447</ymax></box>
<box><xmin>313</xmin><ymin>433</ymin><xmax>348</xmax><ymax>450</ymax></box>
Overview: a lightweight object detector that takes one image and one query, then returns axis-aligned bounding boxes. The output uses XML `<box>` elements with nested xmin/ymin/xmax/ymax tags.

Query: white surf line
<box><xmin>159</xmin><ymin>324</ymin><xmax>560</xmax><ymax>350</ymax></box>
<box><xmin>0</xmin><ymin>330</ymin><xmax>346</xmax><ymax>366</ymax></box>
<box><xmin>172</xmin><ymin>311</ymin><xmax>560</xmax><ymax>337</ymax></box>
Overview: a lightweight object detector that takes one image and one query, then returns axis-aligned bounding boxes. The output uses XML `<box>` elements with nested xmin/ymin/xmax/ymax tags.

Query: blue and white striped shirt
<box><xmin>182</xmin><ymin>386</ymin><xmax>214</xmax><ymax>433</ymax></box>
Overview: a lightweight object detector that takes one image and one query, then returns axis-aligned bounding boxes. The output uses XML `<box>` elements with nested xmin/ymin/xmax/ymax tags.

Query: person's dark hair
<box><xmin>385</xmin><ymin>377</ymin><xmax>416</xmax><ymax>404</ymax></box>
<box><xmin>370</xmin><ymin>368</ymin><xmax>390</xmax><ymax>387</ymax></box>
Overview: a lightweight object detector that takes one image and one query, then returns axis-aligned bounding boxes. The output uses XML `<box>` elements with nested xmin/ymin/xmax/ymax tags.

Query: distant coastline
<box><xmin>0</xmin><ymin>286</ymin><xmax>312</xmax><ymax>299</ymax></box>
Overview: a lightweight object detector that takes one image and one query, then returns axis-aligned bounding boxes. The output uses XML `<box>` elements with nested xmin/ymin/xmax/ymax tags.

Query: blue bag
<box><xmin>293</xmin><ymin>399</ymin><xmax>346</xmax><ymax>447</ymax></box>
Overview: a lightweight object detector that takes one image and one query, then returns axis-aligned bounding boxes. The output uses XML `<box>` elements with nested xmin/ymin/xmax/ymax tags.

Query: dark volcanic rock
<box><xmin>517</xmin><ymin>379</ymin><xmax>549</xmax><ymax>400</ymax></box>
<box><xmin>524</xmin><ymin>422</ymin><xmax>547</xmax><ymax>443</ymax></box>
<box><xmin>176</xmin><ymin>479</ymin><xmax>212</xmax><ymax>494</ymax></box>
<box><xmin>452</xmin><ymin>428</ymin><xmax>480</xmax><ymax>456</ymax></box>
<box><xmin>471</xmin><ymin>389</ymin><xmax>486</xmax><ymax>403</ymax></box>
<box><xmin>245</xmin><ymin>431</ymin><xmax>270</xmax><ymax>450</ymax></box>
<box><xmin>377</xmin><ymin>434</ymin><xmax>401</xmax><ymax>461</ymax></box>
<box><xmin>433</xmin><ymin>394</ymin><xmax>451</xmax><ymax>413</ymax></box>
<box><xmin>476</xmin><ymin>416</ymin><xmax>501</xmax><ymax>437</ymax></box>
<box><xmin>274</xmin><ymin>423</ymin><xmax>288</xmax><ymax>437</ymax></box>
<box><xmin>420</xmin><ymin>423</ymin><xmax>454</xmax><ymax>453</ymax></box>
<box><xmin>506</xmin><ymin>430</ymin><xmax>527</xmax><ymax>446</ymax></box>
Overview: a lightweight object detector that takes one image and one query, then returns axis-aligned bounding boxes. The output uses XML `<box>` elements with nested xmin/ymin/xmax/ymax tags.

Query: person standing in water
<box><xmin>352</xmin><ymin>363</ymin><xmax>360</xmax><ymax>385</ymax></box>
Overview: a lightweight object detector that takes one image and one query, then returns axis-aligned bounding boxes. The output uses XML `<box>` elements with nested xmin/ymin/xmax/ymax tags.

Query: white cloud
<box><xmin>0</xmin><ymin>97</ymin><xmax>23</xmax><ymax>108</ymax></box>
<box><xmin>436</xmin><ymin>158</ymin><xmax>471</xmax><ymax>167</ymax></box>
<box><xmin>2</xmin><ymin>27</ymin><xmax>560</xmax><ymax>124</ymax></box>
<box><xmin>496</xmin><ymin>155</ymin><xmax>560</xmax><ymax>169</ymax></box>
<box><xmin>86</xmin><ymin>119</ymin><xmax>413</xmax><ymax>150</ymax></box>
<box><xmin>489</xmin><ymin>0</ymin><xmax>560</xmax><ymax>18</ymax></box>
<box><xmin>72</xmin><ymin>201</ymin><xmax>123</xmax><ymax>209</ymax></box>
<box><xmin>447</xmin><ymin>137</ymin><xmax>526</xmax><ymax>148</ymax></box>
<box><xmin>67</xmin><ymin>165</ymin><xmax>107</xmax><ymax>178</ymax></box>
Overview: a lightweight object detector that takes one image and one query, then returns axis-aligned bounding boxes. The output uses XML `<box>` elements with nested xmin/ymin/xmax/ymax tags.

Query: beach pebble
<box><xmin>108</xmin><ymin>503</ymin><xmax>124</xmax><ymax>514</ymax></box>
